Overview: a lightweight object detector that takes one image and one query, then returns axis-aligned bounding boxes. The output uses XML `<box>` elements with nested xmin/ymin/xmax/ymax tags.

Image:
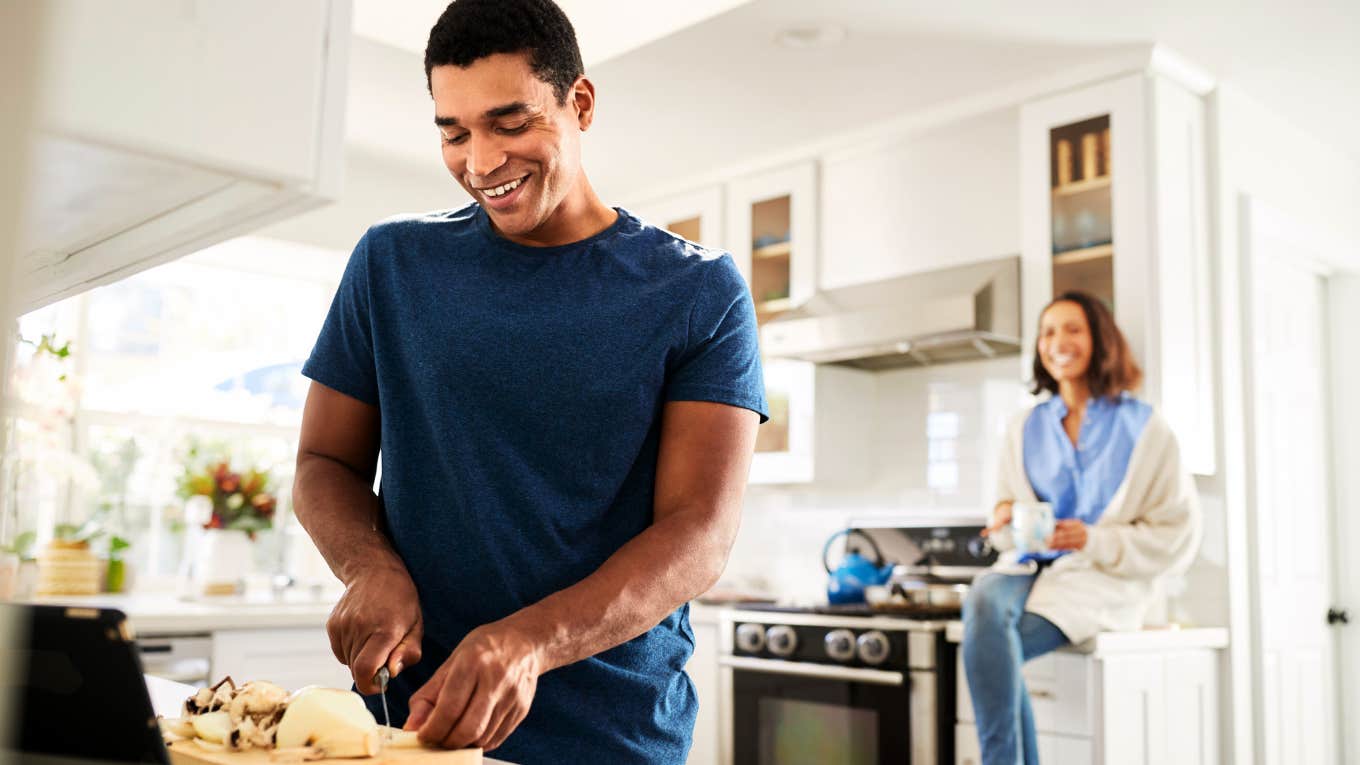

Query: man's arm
<box><xmin>406</xmin><ymin>399</ymin><xmax>759</xmax><ymax>749</ymax></box>
<box><xmin>294</xmin><ymin>380</ymin><xmax>423</xmax><ymax>693</ymax></box>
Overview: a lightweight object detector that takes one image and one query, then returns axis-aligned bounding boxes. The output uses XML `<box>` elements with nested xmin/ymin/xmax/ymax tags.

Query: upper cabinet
<box><xmin>1020</xmin><ymin>72</ymin><xmax>1215</xmax><ymax>474</ymax></box>
<box><xmin>17</xmin><ymin>0</ymin><xmax>351</xmax><ymax>313</ymax></box>
<box><xmin>820</xmin><ymin>110</ymin><xmax>1020</xmax><ymax>289</ymax></box>
<box><xmin>632</xmin><ymin>186</ymin><xmax>725</xmax><ymax>249</ymax></box>
<box><xmin>725</xmin><ymin>160</ymin><xmax>818</xmax><ymax>320</ymax></box>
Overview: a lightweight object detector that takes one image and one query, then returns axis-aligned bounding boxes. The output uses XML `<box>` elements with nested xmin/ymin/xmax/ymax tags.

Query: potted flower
<box><xmin>177</xmin><ymin>451</ymin><xmax>277</xmax><ymax>597</ymax></box>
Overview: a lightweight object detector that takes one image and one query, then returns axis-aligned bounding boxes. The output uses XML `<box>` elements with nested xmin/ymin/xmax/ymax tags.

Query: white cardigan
<box><xmin>985</xmin><ymin>404</ymin><xmax>1202</xmax><ymax>644</ymax></box>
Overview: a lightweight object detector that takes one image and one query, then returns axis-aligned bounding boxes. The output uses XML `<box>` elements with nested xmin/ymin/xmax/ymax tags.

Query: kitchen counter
<box><xmin>944</xmin><ymin>618</ymin><xmax>1230</xmax><ymax>654</ymax></box>
<box><xmin>29</xmin><ymin>591</ymin><xmax>338</xmax><ymax>634</ymax></box>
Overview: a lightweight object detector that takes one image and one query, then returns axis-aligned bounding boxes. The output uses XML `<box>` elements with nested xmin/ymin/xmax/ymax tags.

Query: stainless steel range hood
<box><xmin>760</xmin><ymin>256</ymin><xmax>1021</xmax><ymax>371</ymax></box>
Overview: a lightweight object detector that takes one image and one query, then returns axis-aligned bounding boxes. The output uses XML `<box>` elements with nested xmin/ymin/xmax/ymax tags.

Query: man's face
<box><xmin>430</xmin><ymin>53</ymin><xmax>587</xmax><ymax>242</ymax></box>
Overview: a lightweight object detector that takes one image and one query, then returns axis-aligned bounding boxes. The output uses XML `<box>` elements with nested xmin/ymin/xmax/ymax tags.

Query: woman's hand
<box><xmin>981</xmin><ymin>501</ymin><xmax>1013</xmax><ymax>537</ymax></box>
<box><xmin>1047</xmin><ymin>519</ymin><xmax>1089</xmax><ymax>550</ymax></box>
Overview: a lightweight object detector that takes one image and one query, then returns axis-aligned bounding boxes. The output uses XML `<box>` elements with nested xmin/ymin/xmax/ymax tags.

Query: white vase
<box><xmin>192</xmin><ymin>529</ymin><xmax>254</xmax><ymax>597</ymax></box>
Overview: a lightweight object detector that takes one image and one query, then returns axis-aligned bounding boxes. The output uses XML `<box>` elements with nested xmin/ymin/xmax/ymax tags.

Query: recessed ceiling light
<box><xmin>774</xmin><ymin>24</ymin><xmax>847</xmax><ymax>49</ymax></box>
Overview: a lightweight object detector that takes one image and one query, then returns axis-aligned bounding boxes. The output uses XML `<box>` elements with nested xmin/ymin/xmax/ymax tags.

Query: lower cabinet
<box><xmin>956</xmin><ymin>724</ymin><xmax>1093</xmax><ymax>765</ymax></box>
<box><xmin>955</xmin><ymin>644</ymin><xmax>1220</xmax><ymax>764</ymax></box>
<box><xmin>687</xmin><ymin>606</ymin><xmax>721</xmax><ymax>765</ymax></box>
<box><xmin>210</xmin><ymin>627</ymin><xmax>353</xmax><ymax>692</ymax></box>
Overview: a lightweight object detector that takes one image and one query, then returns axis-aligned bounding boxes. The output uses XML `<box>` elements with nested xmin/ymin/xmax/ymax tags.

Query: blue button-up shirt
<box><xmin>1021</xmin><ymin>392</ymin><xmax>1152</xmax><ymax>560</ymax></box>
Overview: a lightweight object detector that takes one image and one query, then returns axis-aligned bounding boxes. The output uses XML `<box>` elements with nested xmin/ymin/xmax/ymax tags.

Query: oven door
<box><xmin>722</xmin><ymin>656</ymin><xmax>931</xmax><ymax>765</ymax></box>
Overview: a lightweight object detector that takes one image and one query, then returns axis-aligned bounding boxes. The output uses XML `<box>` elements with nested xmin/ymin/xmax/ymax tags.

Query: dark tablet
<box><xmin>6</xmin><ymin>604</ymin><xmax>170</xmax><ymax>764</ymax></box>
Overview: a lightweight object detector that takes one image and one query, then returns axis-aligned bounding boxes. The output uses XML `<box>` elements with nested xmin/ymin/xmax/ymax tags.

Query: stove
<box><xmin>718</xmin><ymin>519</ymin><xmax>995</xmax><ymax>765</ymax></box>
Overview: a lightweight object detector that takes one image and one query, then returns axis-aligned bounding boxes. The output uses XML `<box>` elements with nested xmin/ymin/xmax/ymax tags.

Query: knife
<box><xmin>375</xmin><ymin>666</ymin><xmax>391</xmax><ymax>735</ymax></box>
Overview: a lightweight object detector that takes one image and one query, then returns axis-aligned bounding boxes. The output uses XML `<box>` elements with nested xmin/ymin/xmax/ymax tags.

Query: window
<box><xmin>3</xmin><ymin>236</ymin><xmax>346</xmax><ymax>584</ymax></box>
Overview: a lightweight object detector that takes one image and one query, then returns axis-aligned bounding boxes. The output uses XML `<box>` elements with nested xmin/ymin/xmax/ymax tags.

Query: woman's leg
<box><xmin>1015</xmin><ymin>612</ymin><xmax>1070</xmax><ymax>765</ymax></box>
<box><xmin>961</xmin><ymin>572</ymin><xmax>1039</xmax><ymax>765</ymax></box>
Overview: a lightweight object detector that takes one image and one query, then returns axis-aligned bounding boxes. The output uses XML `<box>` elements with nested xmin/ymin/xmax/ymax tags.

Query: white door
<box><xmin>1328</xmin><ymin>273</ymin><xmax>1360</xmax><ymax>765</ymax></box>
<box><xmin>1248</xmin><ymin>210</ymin><xmax>1339</xmax><ymax>764</ymax></box>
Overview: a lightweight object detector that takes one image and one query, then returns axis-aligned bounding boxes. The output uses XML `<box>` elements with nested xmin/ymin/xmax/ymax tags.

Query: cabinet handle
<box><xmin>1029</xmin><ymin>689</ymin><xmax>1055</xmax><ymax>700</ymax></box>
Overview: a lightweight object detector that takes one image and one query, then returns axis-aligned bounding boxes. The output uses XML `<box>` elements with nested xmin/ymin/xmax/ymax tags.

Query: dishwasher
<box><xmin>136</xmin><ymin>633</ymin><xmax>213</xmax><ymax>688</ymax></box>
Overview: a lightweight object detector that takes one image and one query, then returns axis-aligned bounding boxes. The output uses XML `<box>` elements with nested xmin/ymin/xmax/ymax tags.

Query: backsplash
<box><xmin>722</xmin><ymin>356</ymin><xmax>1026</xmax><ymax>603</ymax></box>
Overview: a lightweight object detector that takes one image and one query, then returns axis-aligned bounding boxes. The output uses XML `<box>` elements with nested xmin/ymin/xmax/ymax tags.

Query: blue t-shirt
<box><xmin>301</xmin><ymin>204</ymin><xmax>768</xmax><ymax>764</ymax></box>
<box><xmin>1021</xmin><ymin>393</ymin><xmax>1152</xmax><ymax>562</ymax></box>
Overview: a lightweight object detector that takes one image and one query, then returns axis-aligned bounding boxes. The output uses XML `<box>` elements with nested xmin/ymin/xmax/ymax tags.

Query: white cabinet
<box><xmin>18</xmin><ymin>0</ymin><xmax>350</xmax><ymax>312</ymax></box>
<box><xmin>954</xmin><ymin>634</ymin><xmax>1224</xmax><ymax>765</ymax></box>
<box><xmin>725</xmin><ymin>160</ymin><xmax>873</xmax><ymax>484</ymax></box>
<box><xmin>633</xmin><ymin>185</ymin><xmax>725</xmax><ymax>249</ymax></box>
<box><xmin>211</xmin><ymin>627</ymin><xmax>353</xmax><ymax>693</ymax></box>
<box><xmin>636</xmin><ymin>164</ymin><xmax>871</xmax><ymax>485</ymax></box>
<box><xmin>1020</xmin><ymin>72</ymin><xmax>1215</xmax><ymax>474</ymax></box>
<box><xmin>820</xmin><ymin>110</ymin><xmax>1020</xmax><ymax>289</ymax></box>
<box><xmin>686</xmin><ymin>605</ymin><xmax>721</xmax><ymax>765</ymax></box>
<box><xmin>725</xmin><ymin>160</ymin><xmax>818</xmax><ymax>311</ymax></box>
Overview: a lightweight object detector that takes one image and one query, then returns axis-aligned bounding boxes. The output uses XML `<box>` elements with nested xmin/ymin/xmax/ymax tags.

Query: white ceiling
<box><xmin>346</xmin><ymin>0</ymin><xmax>1360</xmax><ymax>201</ymax></box>
<box><xmin>352</xmin><ymin>0</ymin><xmax>751</xmax><ymax>67</ymax></box>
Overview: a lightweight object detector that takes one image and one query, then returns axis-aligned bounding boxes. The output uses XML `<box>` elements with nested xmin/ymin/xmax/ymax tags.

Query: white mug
<box><xmin>1011</xmin><ymin>501</ymin><xmax>1055</xmax><ymax>556</ymax></box>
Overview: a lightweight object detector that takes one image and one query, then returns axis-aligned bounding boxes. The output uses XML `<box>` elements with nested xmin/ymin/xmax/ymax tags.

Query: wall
<box><xmin>721</xmin><ymin>356</ymin><xmax>1023</xmax><ymax>603</ymax></box>
<box><xmin>1209</xmin><ymin>83</ymin><xmax>1360</xmax><ymax>765</ymax></box>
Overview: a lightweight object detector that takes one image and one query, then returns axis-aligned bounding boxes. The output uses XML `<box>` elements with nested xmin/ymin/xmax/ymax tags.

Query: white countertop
<box><xmin>943</xmin><ymin>618</ymin><xmax>1229</xmax><ymax>655</ymax></box>
<box><xmin>29</xmin><ymin>591</ymin><xmax>338</xmax><ymax>634</ymax></box>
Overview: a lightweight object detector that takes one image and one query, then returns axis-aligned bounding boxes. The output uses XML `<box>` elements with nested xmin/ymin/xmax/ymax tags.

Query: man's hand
<box><xmin>981</xmin><ymin>500</ymin><xmax>1014</xmax><ymax>537</ymax></box>
<box><xmin>327</xmin><ymin>563</ymin><xmax>424</xmax><ymax>695</ymax></box>
<box><xmin>1047</xmin><ymin>519</ymin><xmax>1089</xmax><ymax>551</ymax></box>
<box><xmin>404</xmin><ymin>623</ymin><xmax>541</xmax><ymax>752</ymax></box>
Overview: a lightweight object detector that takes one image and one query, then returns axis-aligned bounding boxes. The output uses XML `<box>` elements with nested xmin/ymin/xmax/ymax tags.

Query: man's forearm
<box><xmin>293</xmin><ymin>453</ymin><xmax>404</xmax><ymax>585</ymax></box>
<box><xmin>500</xmin><ymin>505</ymin><xmax>734</xmax><ymax>674</ymax></box>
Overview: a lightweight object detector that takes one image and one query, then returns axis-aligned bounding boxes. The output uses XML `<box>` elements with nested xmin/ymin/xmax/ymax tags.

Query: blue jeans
<box><xmin>961</xmin><ymin>571</ymin><xmax>1070</xmax><ymax>765</ymax></box>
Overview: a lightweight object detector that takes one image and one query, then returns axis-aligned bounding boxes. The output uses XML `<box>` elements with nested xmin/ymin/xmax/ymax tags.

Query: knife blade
<box><xmin>375</xmin><ymin>666</ymin><xmax>391</xmax><ymax>734</ymax></box>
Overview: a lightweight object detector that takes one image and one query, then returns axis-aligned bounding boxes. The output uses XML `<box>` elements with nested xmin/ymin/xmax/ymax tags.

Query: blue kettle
<box><xmin>822</xmin><ymin>529</ymin><xmax>895</xmax><ymax>605</ymax></box>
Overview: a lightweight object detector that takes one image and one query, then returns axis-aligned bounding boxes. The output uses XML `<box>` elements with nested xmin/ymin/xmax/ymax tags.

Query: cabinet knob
<box><xmin>1328</xmin><ymin>608</ymin><xmax>1351</xmax><ymax>626</ymax></box>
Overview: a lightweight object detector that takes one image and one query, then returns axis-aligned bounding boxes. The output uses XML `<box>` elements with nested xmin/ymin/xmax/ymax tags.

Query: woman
<box><xmin>962</xmin><ymin>291</ymin><xmax>1201</xmax><ymax>765</ymax></box>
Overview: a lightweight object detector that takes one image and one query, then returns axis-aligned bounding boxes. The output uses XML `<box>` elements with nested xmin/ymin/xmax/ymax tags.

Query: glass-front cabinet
<box><xmin>637</xmin><ymin>163</ymin><xmax>872</xmax><ymax>485</ymax></box>
<box><xmin>1021</xmin><ymin>72</ymin><xmax>1215</xmax><ymax>474</ymax></box>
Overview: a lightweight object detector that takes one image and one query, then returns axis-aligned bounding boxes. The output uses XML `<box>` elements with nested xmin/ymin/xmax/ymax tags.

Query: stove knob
<box><xmin>856</xmin><ymin>630</ymin><xmax>891</xmax><ymax>666</ymax></box>
<box><xmin>824</xmin><ymin>629</ymin><xmax>856</xmax><ymax>662</ymax></box>
<box><xmin>766</xmin><ymin>625</ymin><xmax>799</xmax><ymax>658</ymax></box>
<box><xmin>735</xmin><ymin>623</ymin><xmax>766</xmax><ymax>654</ymax></box>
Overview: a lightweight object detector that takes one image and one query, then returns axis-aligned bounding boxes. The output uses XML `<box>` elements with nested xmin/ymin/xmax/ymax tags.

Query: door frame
<box><xmin>1236</xmin><ymin>194</ymin><xmax>1351</xmax><ymax>763</ymax></box>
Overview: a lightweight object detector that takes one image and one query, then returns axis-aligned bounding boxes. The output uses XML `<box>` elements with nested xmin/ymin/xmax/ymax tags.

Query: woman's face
<box><xmin>1038</xmin><ymin>300</ymin><xmax>1093</xmax><ymax>386</ymax></box>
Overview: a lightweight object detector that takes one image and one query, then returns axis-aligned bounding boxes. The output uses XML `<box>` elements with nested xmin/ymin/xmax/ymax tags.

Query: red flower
<box><xmin>206</xmin><ymin>514</ymin><xmax>223</xmax><ymax>529</ymax></box>
<box><xmin>219</xmin><ymin>474</ymin><xmax>240</xmax><ymax>493</ymax></box>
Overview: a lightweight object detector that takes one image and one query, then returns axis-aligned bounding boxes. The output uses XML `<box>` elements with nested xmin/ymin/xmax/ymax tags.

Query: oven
<box><xmin>719</xmin><ymin>610</ymin><xmax>954</xmax><ymax>765</ymax></box>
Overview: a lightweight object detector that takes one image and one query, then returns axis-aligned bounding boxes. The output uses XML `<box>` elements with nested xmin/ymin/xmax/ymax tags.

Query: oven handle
<box><xmin>718</xmin><ymin>655</ymin><xmax>905</xmax><ymax>687</ymax></box>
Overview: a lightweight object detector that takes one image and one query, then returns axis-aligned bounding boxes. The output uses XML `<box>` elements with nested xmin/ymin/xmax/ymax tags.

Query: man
<box><xmin>292</xmin><ymin>1</ymin><xmax>766</xmax><ymax>762</ymax></box>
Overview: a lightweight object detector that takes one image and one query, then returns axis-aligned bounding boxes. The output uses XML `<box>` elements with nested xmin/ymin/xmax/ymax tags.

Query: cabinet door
<box><xmin>725</xmin><ymin>160</ymin><xmax>818</xmax><ymax>311</ymax></box>
<box><xmin>955</xmin><ymin>723</ymin><xmax>982</xmax><ymax>765</ymax></box>
<box><xmin>1020</xmin><ymin>74</ymin><xmax>1147</xmax><ymax>364</ymax></box>
<box><xmin>820</xmin><ymin>111</ymin><xmax>1019</xmax><ymax>289</ymax></box>
<box><xmin>1098</xmin><ymin>654</ymin><xmax>1167</xmax><ymax>765</ymax></box>
<box><xmin>211</xmin><ymin>628</ymin><xmax>352</xmax><ymax>693</ymax></box>
<box><xmin>1020</xmin><ymin>74</ymin><xmax>1214</xmax><ymax>474</ymax></box>
<box><xmin>38</xmin><ymin>0</ymin><xmax>338</xmax><ymax>184</ymax></box>
<box><xmin>1161</xmin><ymin>650</ymin><xmax>1219</xmax><ymax>765</ymax></box>
<box><xmin>1022</xmin><ymin>652</ymin><xmax>1094</xmax><ymax>737</ymax></box>
<box><xmin>725</xmin><ymin>161</ymin><xmax>820</xmax><ymax>479</ymax></box>
<box><xmin>632</xmin><ymin>186</ymin><xmax>725</xmax><ymax>249</ymax></box>
<box><xmin>686</xmin><ymin>618</ymin><xmax>721</xmax><ymax>765</ymax></box>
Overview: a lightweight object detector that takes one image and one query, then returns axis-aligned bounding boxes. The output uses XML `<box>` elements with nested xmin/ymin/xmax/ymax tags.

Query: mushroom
<box><xmin>275</xmin><ymin>687</ymin><xmax>382</xmax><ymax>758</ymax></box>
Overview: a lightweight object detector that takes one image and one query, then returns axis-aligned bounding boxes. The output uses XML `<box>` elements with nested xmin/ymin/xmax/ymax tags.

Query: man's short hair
<box><xmin>424</xmin><ymin>0</ymin><xmax>584</xmax><ymax>104</ymax></box>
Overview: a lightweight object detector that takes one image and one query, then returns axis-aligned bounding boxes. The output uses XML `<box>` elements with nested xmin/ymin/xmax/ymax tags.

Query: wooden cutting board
<box><xmin>166</xmin><ymin>739</ymin><xmax>484</xmax><ymax>765</ymax></box>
